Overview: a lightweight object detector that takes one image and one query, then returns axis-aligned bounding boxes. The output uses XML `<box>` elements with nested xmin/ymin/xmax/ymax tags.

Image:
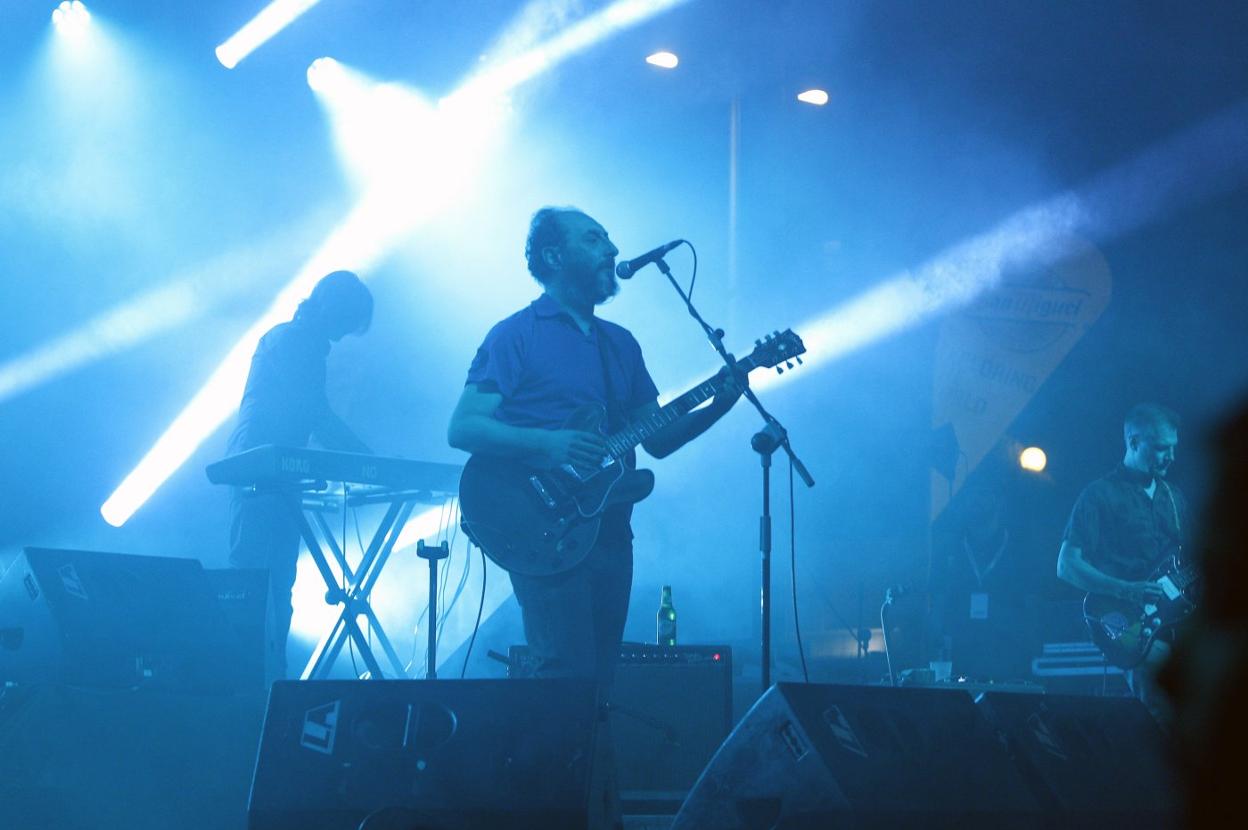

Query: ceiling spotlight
<box><xmin>797</xmin><ymin>88</ymin><xmax>829</xmax><ymax>106</ymax></box>
<box><xmin>306</xmin><ymin>56</ymin><xmax>342</xmax><ymax>92</ymax></box>
<box><xmin>51</xmin><ymin>1</ymin><xmax>90</xmax><ymax>32</ymax></box>
<box><xmin>645</xmin><ymin>51</ymin><xmax>679</xmax><ymax>69</ymax></box>
<box><xmin>1018</xmin><ymin>446</ymin><xmax>1048</xmax><ymax>473</ymax></box>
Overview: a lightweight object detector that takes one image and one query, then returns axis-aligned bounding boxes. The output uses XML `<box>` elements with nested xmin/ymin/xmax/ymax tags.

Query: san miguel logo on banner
<box><xmin>932</xmin><ymin>236</ymin><xmax>1112</xmax><ymax>517</ymax></box>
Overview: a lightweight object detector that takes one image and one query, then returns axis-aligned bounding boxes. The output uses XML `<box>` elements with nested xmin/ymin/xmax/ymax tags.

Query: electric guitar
<box><xmin>458</xmin><ymin>330</ymin><xmax>806</xmax><ymax>576</ymax></box>
<box><xmin>1083</xmin><ymin>554</ymin><xmax>1199</xmax><ymax>668</ymax></box>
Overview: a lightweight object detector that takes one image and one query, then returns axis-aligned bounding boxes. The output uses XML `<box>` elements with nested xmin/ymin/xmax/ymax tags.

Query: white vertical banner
<box><xmin>931</xmin><ymin>236</ymin><xmax>1113</xmax><ymax>517</ymax></box>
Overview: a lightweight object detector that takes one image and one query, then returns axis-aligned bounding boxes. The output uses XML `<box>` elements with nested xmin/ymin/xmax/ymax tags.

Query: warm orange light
<box><xmin>1019</xmin><ymin>446</ymin><xmax>1047</xmax><ymax>472</ymax></box>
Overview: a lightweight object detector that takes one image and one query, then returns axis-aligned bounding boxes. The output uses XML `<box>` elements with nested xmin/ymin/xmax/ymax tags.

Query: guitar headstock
<box><xmin>741</xmin><ymin>329</ymin><xmax>806</xmax><ymax>374</ymax></box>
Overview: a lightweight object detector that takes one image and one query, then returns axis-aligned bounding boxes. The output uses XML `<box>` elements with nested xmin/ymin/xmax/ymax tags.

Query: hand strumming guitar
<box><xmin>1119</xmin><ymin>579</ymin><xmax>1167</xmax><ymax>605</ymax></box>
<box><xmin>541</xmin><ymin>429</ymin><xmax>609</xmax><ymax>468</ymax></box>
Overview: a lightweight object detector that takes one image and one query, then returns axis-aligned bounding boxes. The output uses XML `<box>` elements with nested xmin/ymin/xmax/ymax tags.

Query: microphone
<box><xmin>615</xmin><ymin>240</ymin><xmax>682</xmax><ymax>279</ymax></box>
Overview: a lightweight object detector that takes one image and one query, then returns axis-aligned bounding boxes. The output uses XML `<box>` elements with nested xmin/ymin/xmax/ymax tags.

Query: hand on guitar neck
<box><xmin>710</xmin><ymin>358</ymin><xmax>749</xmax><ymax>413</ymax></box>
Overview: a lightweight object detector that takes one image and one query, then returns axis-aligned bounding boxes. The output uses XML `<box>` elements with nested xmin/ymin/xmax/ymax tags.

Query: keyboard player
<box><xmin>227</xmin><ymin>270</ymin><xmax>374</xmax><ymax>681</ymax></box>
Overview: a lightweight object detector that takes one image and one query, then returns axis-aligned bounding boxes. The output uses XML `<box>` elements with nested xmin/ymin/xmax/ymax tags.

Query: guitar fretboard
<box><xmin>603</xmin><ymin>376</ymin><xmax>726</xmax><ymax>459</ymax></box>
<box><xmin>593</xmin><ymin>328</ymin><xmax>804</xmax><ymax>460</ymax></box>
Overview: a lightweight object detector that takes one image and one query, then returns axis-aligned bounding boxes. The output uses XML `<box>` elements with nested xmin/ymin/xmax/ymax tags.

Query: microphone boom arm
<box><xmin>652</xmin><ymin>256</ymin><xmax>814</xmax><ymax>488</ymax></box>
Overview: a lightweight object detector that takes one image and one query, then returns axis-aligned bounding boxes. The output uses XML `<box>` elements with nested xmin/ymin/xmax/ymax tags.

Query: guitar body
<box><xmin>456</xmin><ymin>328</ymin><xmax>806</xmax><ymax>576</ymax></box>
<box><xmin>459</xmin><ymin>404</ymin><xmax>655</xmax><ymax>576</ymax></box>
<box><xmin>1083</xmin><ymin>556</ymin><xmax>1198</xmax><ymax>669</ymax></box>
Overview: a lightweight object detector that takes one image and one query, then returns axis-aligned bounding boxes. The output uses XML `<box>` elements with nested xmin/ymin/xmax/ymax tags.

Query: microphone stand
<box><xmin>653</xmin><ymin>257</ymin><xmax>815</xmax><ymax>694</ymax></box>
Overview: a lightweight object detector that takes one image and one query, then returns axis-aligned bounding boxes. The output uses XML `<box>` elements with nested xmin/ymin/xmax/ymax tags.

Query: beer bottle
<box><xmin>656</xmin><ymin>585</ymin><xmax>677</xmax><ymax>646</ymax></box>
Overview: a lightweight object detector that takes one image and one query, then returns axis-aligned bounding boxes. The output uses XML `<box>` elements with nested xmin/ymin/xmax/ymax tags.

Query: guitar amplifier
<box><xmin>509</xmin><ymin>643</ymin><xmax>733</xmax><ymax>809</ymax></box>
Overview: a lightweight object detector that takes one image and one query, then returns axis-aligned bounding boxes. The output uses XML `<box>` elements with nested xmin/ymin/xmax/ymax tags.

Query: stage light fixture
<box><xmin>215</xmin><ymin>0</ymin><xmax>322</xmax><ymax>69</ymax></box>
<box><xmin>51</xmin><ymin>1</ymin><xmax>90</xmax><ymax>33</ymax></box>
<box><xmin>645</xmin><ymin>51</ymin><xmax>679</xmax><ymax>69</ymax></box>
<box><xmin>1019</xmin><ymin>446</ymin><xmax>1048</xmax><ymax>473</ymax></box>
<box><xmin>306</xmin><ymin>56</ymin><xmax>343</xmax><ymax>92</ymax></box>
<box><xmin>797</xmin><ymin>88</ymin><xmax>829</xmax><ymax>106</ymax></box>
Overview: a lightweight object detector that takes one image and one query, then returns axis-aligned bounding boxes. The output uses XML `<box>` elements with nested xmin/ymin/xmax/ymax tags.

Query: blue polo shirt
<box><xmin>466</xmin><ymin>294</ymin><xmax>659</xmax><ymax>432</ymax></box>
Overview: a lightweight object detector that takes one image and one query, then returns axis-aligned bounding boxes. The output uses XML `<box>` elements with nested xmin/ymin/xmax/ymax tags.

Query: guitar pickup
<box><xmin>528</xmin><ymin>475</ymin><xmax>558</xmax><ymax>509</ymax></box>
<box><xmin>558</xmin><ymin>455</ymin><xmax>613</xmax><ymax>482</ymax></box>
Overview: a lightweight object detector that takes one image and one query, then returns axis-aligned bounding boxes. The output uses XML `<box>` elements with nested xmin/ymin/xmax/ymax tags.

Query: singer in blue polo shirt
<box><xmin>448</xmin><ymin>207</ymin><xmax>745</xmax><ymax>691</ymax></box>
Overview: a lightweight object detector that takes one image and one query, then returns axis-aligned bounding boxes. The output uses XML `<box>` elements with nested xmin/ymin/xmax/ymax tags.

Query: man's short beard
<box><xmin>589</xmin><ymin>270</ymin><xmax>619</xmax><ymax>304</ymax></box>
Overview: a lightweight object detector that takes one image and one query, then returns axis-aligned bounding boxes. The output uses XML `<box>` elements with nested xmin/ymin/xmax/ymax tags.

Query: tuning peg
<box><xmin>785</xmin><ymin>361</ymin><xmax>794</xmax><ymax>369</ymax></box>
<box><xmin>796</xmin><ymin>356</ymin><xmax>803</xmax><ymax>365</ymax></box>
<box><xmin>755</xmin><ymin>339</ymin><xmax>762</xmax><ymax>347</ymax></box>
<box><xmin>775</xmin><ymin>366</ymin><xmax>784</xmax><ymax>374</ymax></box>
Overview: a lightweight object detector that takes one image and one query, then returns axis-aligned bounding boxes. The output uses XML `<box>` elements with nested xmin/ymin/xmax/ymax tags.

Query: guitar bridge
<box><xmin>528</xmin><ymin>475</ymin><xmax>557</xmax><ymax>509</ymax></box>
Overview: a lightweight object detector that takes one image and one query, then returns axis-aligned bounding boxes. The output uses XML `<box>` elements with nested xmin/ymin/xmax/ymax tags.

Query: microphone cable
<box><xmin>686</xmin><ymin>241</ymin><xmax>699</xmax><ymax>300</ymax></box>
<box><xmin>881</xmin><ymin>586</ymin><xmax>901</xmax><ymax>687</ymax></box>
<box><xmin>789</xmin><ymin>455</ymin><xmax>810</xmax><ymax>683</ymax></box>
<box><xmin>461</xmin><ymin>544</ymin><xmax>488</xmax><ymax>679</ymax></box>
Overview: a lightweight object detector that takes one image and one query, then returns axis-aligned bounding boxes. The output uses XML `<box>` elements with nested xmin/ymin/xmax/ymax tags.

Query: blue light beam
<box><xmin>749</xmin><ymin>97</ymin><xmax>1248</xmax><ymax>392</ymax></box>
<box><xmin>102</xmin><ymin>0</ymin><xmax>692</xmax><ymax>527</ymax></box>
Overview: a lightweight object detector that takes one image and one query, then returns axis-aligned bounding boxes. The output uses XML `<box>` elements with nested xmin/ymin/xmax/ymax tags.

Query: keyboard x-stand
<box><xmin>207</xmin><ymin>445</ymin><xmax>463</xmax><ymax>681</ymax></box>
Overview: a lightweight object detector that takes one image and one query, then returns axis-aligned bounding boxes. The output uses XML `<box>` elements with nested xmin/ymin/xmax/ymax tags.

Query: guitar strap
<box><xmin>1159</xmin><ymin>478</ymin><xmax>1181</xmax><ymax>547</ymax></box>
<box><xmin>592</xmin><ymin>321</ymin><xmax>637</xmax><ymax>467</ymax></box>
<box><xmin>592</xmin><ymin>320</ymin><xmax>625</xmax><ymax>431</ymax></box>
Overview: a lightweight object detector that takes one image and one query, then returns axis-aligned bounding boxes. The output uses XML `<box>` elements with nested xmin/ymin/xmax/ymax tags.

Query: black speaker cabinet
<box><xmin>506</xmin><ymin>643</ymin><xmax>733</xmax><ymax>806</ymax></box>
<box><xmin>975</xmin><ymin>692</ymin><xmax>1178</xmax><ymax>828</ymax></box>
<box><xmin>0</xmin><ymin>547</ymin><xmax>246</xmax><ymax>693</ymax></box>
<box><xmin>0</xmin><ymin>683</ymin><xmax>266</xmax><ymax>830</ymax></box>
<box><xmin>672</xmin><ymin>683</ymin><xmax>1042</xmax><ymax>829</ymax></box>
<box><xmin>611</xmin><ymin>644</ymin><xmax>732</xmax><ymax>802</ymax></box>
<box><xmin>248</xmin><ymin>678</ymin><xmax>614</xmax><ymax>830</ymax></box>
<box><xmin>205</xmin><ymin>567</ymin><xmax>272</xmax><ymax>689</ymax></box>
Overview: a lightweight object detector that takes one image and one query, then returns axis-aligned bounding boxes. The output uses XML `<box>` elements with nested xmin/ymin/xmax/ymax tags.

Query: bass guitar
<box><xmin>459</xmin><ymin>330</ymin><xmax>805</xmax><ymax>576</ymax></box>
<box><xmin>1083</xmin><ymin>554</ymin><xmax>1199</xmax><ymax>668</ymax></box>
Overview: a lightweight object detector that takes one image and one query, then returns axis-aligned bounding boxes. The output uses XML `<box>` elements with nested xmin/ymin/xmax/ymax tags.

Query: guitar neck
<box><xmin>593</xmin><ymin>327</ymin><xmax>804</xmax><ymax>459</ymax></box>
<box><xmin>603</xmin><ymin>373</ymin><xmax>729</xmax><ymax>459</ymax></box>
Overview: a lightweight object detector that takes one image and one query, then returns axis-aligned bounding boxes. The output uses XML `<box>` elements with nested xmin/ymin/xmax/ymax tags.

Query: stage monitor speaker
<box><xmin>0</xmin><ymin>547</ymin><xmax>245</xmax><ymax>693</ymax></box>
<box><xmin>506</xmin><ymin>643</ymin><xmax>733</xmax><ymax>808</ymax></box>
<box><xmin>0</xmin><ymin>682</ymin><xmax>266</xmax><ymax>830</ymax></box>
<box><xmin>672</xmin><ymin>683</ymin><xmax>1042</xmax><ymax>830</ymax></box>
<box><xmin>975</xmin><ymin>692</ymin><xmax>1178</xmax><ymax>827</ymax></box>
<box><xmin>248</xmin><ymin>678</ymin><xmax>615</xmax><ymax>830</ymax></box>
